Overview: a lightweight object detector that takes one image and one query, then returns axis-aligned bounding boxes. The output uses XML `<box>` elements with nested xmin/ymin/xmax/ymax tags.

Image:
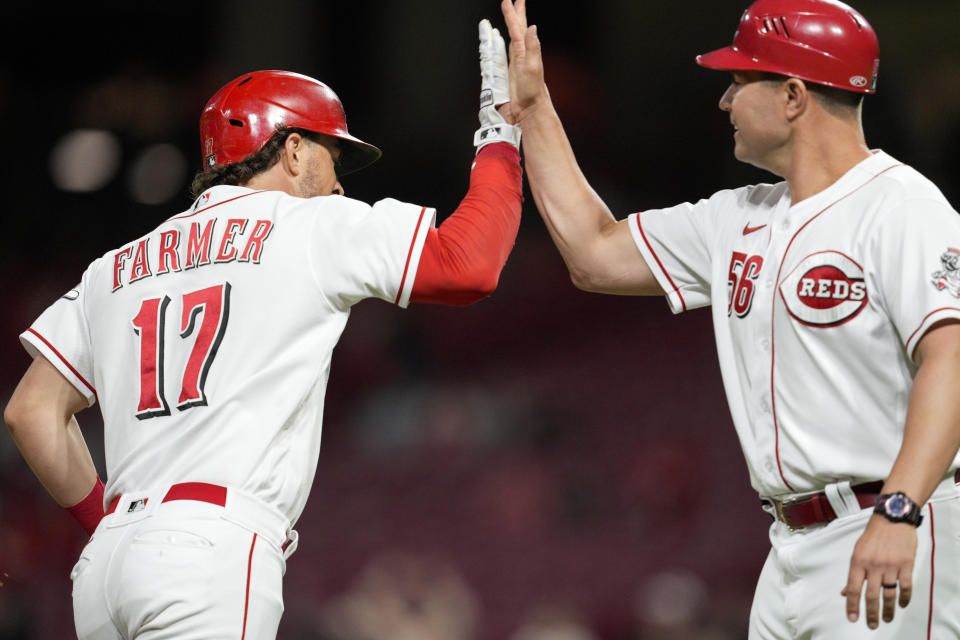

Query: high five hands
<box><xmin>499</xmin><ymin>0</ymin><xmax>548</xmax><ymax>121</ymax></box>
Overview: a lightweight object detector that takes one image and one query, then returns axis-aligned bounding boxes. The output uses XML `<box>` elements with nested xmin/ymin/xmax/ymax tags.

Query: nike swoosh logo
<box><xmin>743</xmin><ymin>223</ymin><xmax>767</xmax><ymax>235</ymax></box>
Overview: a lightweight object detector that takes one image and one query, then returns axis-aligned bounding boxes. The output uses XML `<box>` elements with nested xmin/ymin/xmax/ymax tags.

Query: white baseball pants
<box><xmin>71</xmin><ymin>485</ymin><xmax>294</xmax><ymax>640</ymax></box>
<box><xmin>749</xmin><ymin>474</ymin><xmax>960</xmax><ymax>639</ymax></box>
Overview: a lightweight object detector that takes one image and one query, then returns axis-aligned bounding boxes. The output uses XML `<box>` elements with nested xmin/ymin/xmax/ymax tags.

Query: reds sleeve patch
<box><xmin>779</xmin><ymin>251</ymin><xmax>868</xmax><ymax>327</ymax></box>
<box><xmin>932</xmin><ymin>247</ymin><xmax>960</xmax><ymax>297</ymax></box>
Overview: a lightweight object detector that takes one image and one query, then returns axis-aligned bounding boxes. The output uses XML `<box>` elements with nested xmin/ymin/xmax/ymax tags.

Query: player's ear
<box><xmin>783</xmin><ymin>78</ymin><xmax>809</xmax><ymax>121</ymax></box>
<box><xmin>282</xmin><ymin>132</ymin><xmax>305</xmax><ymax>177</ymax></box>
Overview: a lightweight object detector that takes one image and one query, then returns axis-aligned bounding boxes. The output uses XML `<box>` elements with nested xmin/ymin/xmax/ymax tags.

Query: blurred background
<box><xmin>1</xmin><ymin>1</ymin><xmax>958</xmax><ymax>638</ymax></box>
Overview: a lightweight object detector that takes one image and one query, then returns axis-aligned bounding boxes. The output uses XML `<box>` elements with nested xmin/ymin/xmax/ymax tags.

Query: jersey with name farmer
<box><xmin>21</xmin><ymin>185</ymin><xmax>434</xmax><ymax>525</ymax></box>
<box><xmin>628</xmin><ymin>151</ymin><xmax>960</xmax><ymax>497</ymax></box>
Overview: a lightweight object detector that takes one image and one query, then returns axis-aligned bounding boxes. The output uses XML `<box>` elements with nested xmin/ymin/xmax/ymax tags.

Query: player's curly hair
<box><xmin>189</xmin><ymin>127</ymin><xmax>320</xmax><ymax>199</ymax></box>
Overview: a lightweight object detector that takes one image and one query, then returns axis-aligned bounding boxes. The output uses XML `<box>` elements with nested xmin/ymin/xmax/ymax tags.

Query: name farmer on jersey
<box><xmin>111</xmin><ymin>212</ymin><xmax>273</xmax><ymax>291</ymax></box>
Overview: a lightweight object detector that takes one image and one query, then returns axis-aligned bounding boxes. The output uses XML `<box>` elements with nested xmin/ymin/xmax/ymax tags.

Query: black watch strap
<box><xmin>874</xmin><ymin>492</ymin><xmax>924</xmax><ymax>527</ymax></box>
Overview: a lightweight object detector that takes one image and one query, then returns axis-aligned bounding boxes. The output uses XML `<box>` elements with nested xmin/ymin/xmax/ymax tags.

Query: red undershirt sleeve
<box><xmin>410</xmin><ymin>142</ymin><xmax>523</xmax><ymax>305</ymax></box>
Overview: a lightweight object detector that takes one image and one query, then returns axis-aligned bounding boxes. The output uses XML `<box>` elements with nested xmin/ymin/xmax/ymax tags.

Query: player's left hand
<box><xmin>474</xmin><ymin>18</ymin><xmax>521</xmax><ymax>152</ymax></box>
<box><xmin>842</xmin><ymin>514</ymin><xmax>917</xmax><ymax>629</ymax></box>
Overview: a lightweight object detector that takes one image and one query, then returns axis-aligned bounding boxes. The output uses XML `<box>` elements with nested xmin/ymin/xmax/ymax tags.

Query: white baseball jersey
<box><xmin>628</xmin><ymin>150</ymin><xmax>960</xmax><ymax>498</ymax></box>
<box><xmin>21</xmin><ymin>185</ymin><xmax>434</xmax><ymax>526</ymax></box>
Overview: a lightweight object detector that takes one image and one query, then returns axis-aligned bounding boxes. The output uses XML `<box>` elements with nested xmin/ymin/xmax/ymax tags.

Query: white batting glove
<box><xmin>474</xmin><ymin>19</ymin><xmax>521</xmax><ymax>152</ymax></box>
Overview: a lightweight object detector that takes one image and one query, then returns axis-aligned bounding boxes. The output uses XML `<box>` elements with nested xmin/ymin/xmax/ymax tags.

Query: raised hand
<box><xmin>500</xmin><ymin>0</ymin><xmax>548</xmax><ymax>118</ymax></box>
<box><xmin>475</xmin><ymin>18</ymin><xmax>522</xmax><ymax>151</ymax></box>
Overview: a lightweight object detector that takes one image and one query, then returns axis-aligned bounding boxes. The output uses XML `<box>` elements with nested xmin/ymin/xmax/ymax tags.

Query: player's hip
<box><xmin>99</xmin><ymin>481</ymin><xmax>294</xmax><ymax>551</ymax></box>
<box><xmin>73</xmin><ymin>513</ymin><xmax>286</xmax><ymax>640</ymax></box>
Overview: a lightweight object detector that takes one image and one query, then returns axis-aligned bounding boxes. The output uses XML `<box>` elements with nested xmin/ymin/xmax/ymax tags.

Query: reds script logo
<box><xmin>932</xmin><ymin>247</ymin><xmax>960</xmax><ymax>298</ymax></box>
<box><xmin>779</xmin><ymin>251</ymin><xmax>868</xmax><ymax>327</ymax></box>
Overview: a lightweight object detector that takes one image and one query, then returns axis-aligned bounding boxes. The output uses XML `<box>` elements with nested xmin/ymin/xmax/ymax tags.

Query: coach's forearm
<box><xmin>516</xmin><ymin>97</ymin><xmax>621</xmax><ymax>280</ymax></box>
<box><xmin>515</xmin><ymin>96</ymin><xmax>661</xmax><ymax>295</ymax></box>
<box><xmin>882</xmin><ymin>322</ymin><xmax>960</xmax><ymax>505</ymax></box>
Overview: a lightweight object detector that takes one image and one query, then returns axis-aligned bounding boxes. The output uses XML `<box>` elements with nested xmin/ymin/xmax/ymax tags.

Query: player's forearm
<box><xmin>882</xmin><ymin>323</ymin><xmax>960</xmax><ymax>505</ymax></box>
<box><xmin>5</xmin><ymin>402</ymin><xmax>98</xmax><ymax>507</ymax></box>
<box><xmin>410</xmin><ymin>143</ymin><xmax>522</xmax><ymax>305</ymax></box>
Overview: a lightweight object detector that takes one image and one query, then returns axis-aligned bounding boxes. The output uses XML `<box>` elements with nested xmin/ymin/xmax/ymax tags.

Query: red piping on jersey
<box><xmin>241</xmin><ymin>532</ymin><xmax>258</xmax><ymax>640</ymax></box>
<box><xmin>394</xmin><ymin>207</ymin><xmax>429</xmax><ymax>305</ymax></box>
<box><xmin>634</xmin><ymin>214</ymin><xmax>687</xmax><ymax>312</ymax></box>
<box><xmin>927</xmin><ymin>503</ymin><xmax>935</xmax><ymax>640</ymax></box>
<box><xmin>906</xmin><ymin>308</ymin><xmax>960</xmax><ymax>356</ymax></box>
<box><xmin>25</xmin><ymin>328</ymin><xmax>97</xmax><ymax>400</ymax></box>
<box><xmin>169</xmin><ymin>190</ymin><xmax>267</xmax><ymax>221</ymax></box>
<box><xmin>769</xmin><ymin>163</ymin><xmax>904</xmax><ymax>493</ymax></box>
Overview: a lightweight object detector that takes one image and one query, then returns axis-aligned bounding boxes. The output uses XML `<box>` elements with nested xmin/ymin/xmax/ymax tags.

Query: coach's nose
<box><xmin>332</xmin><ymin>180</ymin><xmax>344</xmax><ymax>196</ymax></box>
<box><xmin>719</xmin><ymin>84</ymin><xmax>735</xmax><ymax>112</ymax></box>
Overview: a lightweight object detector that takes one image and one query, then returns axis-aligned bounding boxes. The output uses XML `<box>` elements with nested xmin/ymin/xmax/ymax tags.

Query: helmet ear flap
<box><xmin>199</xmin><ymin>70</ymin><xmax>382</xmax><ymax>174</ymax></box>
<box><xmin>696</xmin><ymin>0</ymin><xmax>880</xmax><ymax>95</ymax></box>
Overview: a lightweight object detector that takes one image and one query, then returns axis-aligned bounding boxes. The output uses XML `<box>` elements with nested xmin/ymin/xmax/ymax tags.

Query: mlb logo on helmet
<box><xmin>204</xmin><ymin>138</ymin><xmax>216</xmax><ymax>168</ymax></box>
<box><xmin>779</xmin><ymin>251</ymin><xmax>868</xmax><ymax>326</ymax></box>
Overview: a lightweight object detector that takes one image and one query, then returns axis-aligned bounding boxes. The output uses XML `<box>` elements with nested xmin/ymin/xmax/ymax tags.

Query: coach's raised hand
<box><xmin>500</xmin><ymin>0</ymin><xmax>548</xmax><ymax>118</ymax></box>
<box><xmin>495</xmin><ymin>0</ymin><xmax>661</xmax><ymax>296</ymax></box>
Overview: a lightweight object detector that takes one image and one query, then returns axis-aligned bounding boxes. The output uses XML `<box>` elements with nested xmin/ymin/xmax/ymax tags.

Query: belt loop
<box><xmin>282</xmin><ymin>530</ymin><xmax>299</xmax><ymax>561</ymax></box>
<box><xmin>824</xmin><ymin>480</ymin><xmax>861</xmax><ymax>519</ymax></box>
<box><xmin>103</xmin><ymin>489</ymin><xmax>162</xmax><ymax>528</ymax></box>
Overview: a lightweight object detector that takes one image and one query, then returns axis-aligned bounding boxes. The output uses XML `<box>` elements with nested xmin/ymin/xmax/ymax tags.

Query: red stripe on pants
<box><xmin>241</xmin><ymin>533</ymin><xmax>258</xmax><ymax>639</ymax></box>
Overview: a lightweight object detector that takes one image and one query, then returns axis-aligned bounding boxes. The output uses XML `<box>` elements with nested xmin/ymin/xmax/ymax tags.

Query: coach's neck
<box><xmin>768</xmin><ymin>81</ymin><xmax>872</xmax><ymax>205</ymax></box>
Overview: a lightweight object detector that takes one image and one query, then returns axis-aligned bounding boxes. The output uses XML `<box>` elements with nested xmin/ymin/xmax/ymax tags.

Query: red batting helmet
<box><xmin>696</xmin><ymin>0</ymin><xmax>880</xmax><ymax>94</ymax></box>
<box><xmin>199</xmin><ymin>70</ymin><xmax>382</xmax><ymax>175</ymax></box>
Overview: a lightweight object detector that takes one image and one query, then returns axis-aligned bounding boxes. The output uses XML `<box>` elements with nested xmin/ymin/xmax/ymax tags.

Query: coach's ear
<box><xmin>783</xmin><ymin>78</ymin><xmax>810</xmax><ymax>122</ymax></box>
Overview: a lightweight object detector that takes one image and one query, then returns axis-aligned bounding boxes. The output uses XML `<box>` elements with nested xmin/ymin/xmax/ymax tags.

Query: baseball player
<box><xmin>3</xmin><ymin>22</ymin><xmax>520</xmax><ymax>640</ymax></box>
<box><xmin>498</xmin><ymin>0</ymin><xmax>960</xmax><ymax>637</ymax></box>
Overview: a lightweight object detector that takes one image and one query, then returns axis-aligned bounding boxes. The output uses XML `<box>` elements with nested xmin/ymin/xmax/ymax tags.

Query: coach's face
<box><xmin>298</xmin><ymin>134</ymin><xmax>344</xmax><ymax>198</ymax></box>
<box><xmin>719</xmin><ymin>71</ymin><xmax>791</xmax><ymax>174</ymax></box>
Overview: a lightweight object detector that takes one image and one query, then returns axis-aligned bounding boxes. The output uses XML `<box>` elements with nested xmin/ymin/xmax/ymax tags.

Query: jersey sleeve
<box><xmin>869</xmin><ymin>197</ymin><xmax>960</xmax><ymax>360</ymax></box>
<box><xmin>411</xmin><ymin>143</ymin><xmax>523</xmax><ymax>305</ymax></box>
<box><xmin>310</xmin><ymin>196</ymin><xmax>436</xmax><ymax>310</ymax></box>
<box><xmin>627</xmin><ymin>196</ymin><xmax>719</xmax><ymax>314</ymax></box>
<box><xmin>19</xmin><ymin>277</ymin><xmax>98</xmax><ymax>406</ymax></box>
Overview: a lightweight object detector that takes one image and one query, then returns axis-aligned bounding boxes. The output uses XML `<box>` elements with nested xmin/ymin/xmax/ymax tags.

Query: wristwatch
<box><xmin>874</xmin><ymin>492</ymin><xmax>924</xmax><ymax>526</ymax></box>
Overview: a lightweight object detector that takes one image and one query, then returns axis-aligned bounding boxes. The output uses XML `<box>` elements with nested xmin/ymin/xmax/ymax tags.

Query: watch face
<box><xmin>885</xmin><ymin>494</ymin><xmax>910</xmax><ymax>517</ymax></box>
